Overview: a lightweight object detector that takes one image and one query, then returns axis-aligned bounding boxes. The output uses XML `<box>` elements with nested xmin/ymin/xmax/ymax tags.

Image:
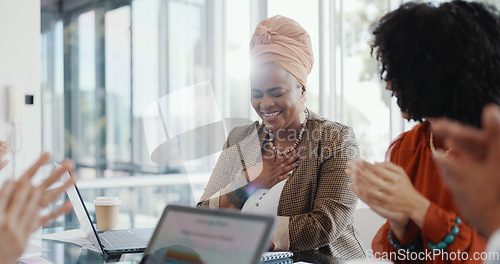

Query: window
<box><xmin>341</xmin><ymin>0</ymin><xmax>391</xmax><ymax>160</ymax></box>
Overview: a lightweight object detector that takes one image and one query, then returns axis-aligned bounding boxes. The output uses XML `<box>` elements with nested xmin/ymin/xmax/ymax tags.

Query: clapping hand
<box><xmin>0</xmin><ymin>153</ymin><xmax>76</xmax><ymax>264</ymax></box>
<box><xmin>432</xmin><ymin>105</ymin><xmax>500</xmax><ymax>238</ymax></box>
<box><xmin>348</xmin><ymin>160</ymin><xmax>430</xmax><ymax>240</ymax></box>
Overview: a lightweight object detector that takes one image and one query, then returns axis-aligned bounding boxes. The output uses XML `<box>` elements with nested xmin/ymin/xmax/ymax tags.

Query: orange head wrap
<box><xmin>250</xmin><ymin>15</ymin><xmax>314</xmax><ymax>89</ymax></box>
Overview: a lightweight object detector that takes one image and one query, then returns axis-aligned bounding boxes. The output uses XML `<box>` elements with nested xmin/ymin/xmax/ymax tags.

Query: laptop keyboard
<box><xmin>99</xmin><ymin>230</ymin><xmax>147</xmax><ymax>248</ymax></box>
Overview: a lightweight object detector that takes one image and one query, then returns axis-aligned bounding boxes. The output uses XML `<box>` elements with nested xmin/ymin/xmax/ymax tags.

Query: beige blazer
<box><xmin>198</xmin><ymin>112</ymin><xmax>366</xmax><ymax>260</ymax></box>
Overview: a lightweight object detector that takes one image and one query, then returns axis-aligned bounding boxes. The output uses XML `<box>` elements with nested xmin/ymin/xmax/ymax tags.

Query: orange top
<box><xmin>372</xmin><ymin>121</ymin><xmax>486</xmax><ymax>263</ymax></box>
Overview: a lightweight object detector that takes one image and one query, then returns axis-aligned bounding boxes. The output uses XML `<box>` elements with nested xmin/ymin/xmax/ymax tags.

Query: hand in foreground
<box><xmin>0</xmin><ymin>153</ymin><xmax>76</xmax><ymax>264</ymax></box>
<box><xmin>218</xmin><ymin>149</ymin><xmax>299</xmax><ymax>208</ymax></box>
<box><xmin>247</xmin><ymin>149</ymin><xmax>300</xmax><ymax>189</ymax></box>
<box><xmin>432</xmin><ymin>104</ymin><xmax>500</xmax><ymax>238</ymax></box>
<box><xmin>0</xmin><ymin>141</ymin><xmax>9</xmax><ymax>171</ymax></box>
<box><xmin>348</xmin><ymin>160</ymin><xmax>430</xmax><ymax>239</ymax></box>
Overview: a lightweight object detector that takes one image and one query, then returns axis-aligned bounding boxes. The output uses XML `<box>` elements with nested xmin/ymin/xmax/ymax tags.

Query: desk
<box><xmin>27</xmin><ymin>239</ymin><xmax>347</xmax><ymax>264</ymax></box>
<box><xmin>26</xmin><ymin>238</ymin><xmax>142</xmax><ymax>263</ymax></box>
<box><xmin>28</xmin><ymin>178</ymin><xmax>350</xmax><ymax>263</ymax></box>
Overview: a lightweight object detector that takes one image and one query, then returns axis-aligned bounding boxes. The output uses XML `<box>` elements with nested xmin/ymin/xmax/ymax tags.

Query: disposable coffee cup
<box><xmin>94</xmin><ymin>197</ymin><xmax>121</xmax><ymax>230</ymax></box>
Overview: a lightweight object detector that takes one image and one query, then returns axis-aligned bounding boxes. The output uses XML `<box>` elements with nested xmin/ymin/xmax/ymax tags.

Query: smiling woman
<box><xmin>250</xmin><ymin>63</ymin><xmax>304</xmax><ymax>134</ymax></box>
<box><xmin>197</xmin><ymin>15</ymin><xmax>365</xmax><ymax>262</ymax></box>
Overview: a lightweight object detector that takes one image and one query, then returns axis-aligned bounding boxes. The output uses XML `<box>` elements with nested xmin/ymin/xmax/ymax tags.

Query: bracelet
<box><xmin>428</xmin><ymin>217</ymin><xmax>462</xmax><ymax>251</ymax></box>
<box><xmin>388</xmin><ymin>229</ymin><xmax>420</xmax><ymax>251</ymax></box>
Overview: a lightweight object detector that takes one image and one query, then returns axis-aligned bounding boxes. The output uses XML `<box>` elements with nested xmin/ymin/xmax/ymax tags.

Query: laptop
<box><xmin>140</xmin><ymin>205</ymin><xmax>275</xmax><ymax>264</ymax></box>
<box><xmin>58</xmin><ymin>163</ymin><xmax>154</xmax><ymax>255</ymax></box>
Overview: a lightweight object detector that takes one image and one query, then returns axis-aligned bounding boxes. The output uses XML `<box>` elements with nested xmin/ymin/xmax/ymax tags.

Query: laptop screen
<box><xmin>58</xmin><ymin>163</ymin><xmax>105</xmax><ymax>254</ymax></box>
<box><xmin>141</xmin><ymin>205</ymin><xmax>274</xmax><ymax>264</ymax></box>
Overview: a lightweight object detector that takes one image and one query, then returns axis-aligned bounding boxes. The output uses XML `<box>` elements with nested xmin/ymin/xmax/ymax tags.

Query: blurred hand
<box><xmin>0</xmin><ymin>153</ymin><xmax>76</xmax><ymax>264</ymax></box>
<box><xmin>365</xmin><ymin>203</ymin><xmax>409</xmax><ymax>240</ymax></box>
<box><xmin>430</xmin><ymin>107</ymin><xmax>490</xmax><ymax>162</ymax></box>
<box><xmin>0</xmin><ymin>141</ymin><xmax>9</xmax><ymax>171</ymax></box>
<box><xmin>248</xmin><ymin>149</ymin><xmax>300</xmax><ymax>189</ymax></box>
<box><xmin>348</xmin><ymin>160</ymin><xmax>430</xmax><ymax>238</ymax></box>
<box><xmin>433</xmin><ymin>105</ymin><xmax>500</xmax><ymax>238</ymax></box>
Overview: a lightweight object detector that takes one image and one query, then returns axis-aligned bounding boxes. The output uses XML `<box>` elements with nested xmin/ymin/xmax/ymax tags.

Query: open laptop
<box><xmin>140</xmin><ymin>205</ymin><xmax>275</xmax><ymax>264</ymax></box>
<box><xmin>58</xmin><ymin>163</ymin><xmax>154</xmax><ymax>255</ymax></box>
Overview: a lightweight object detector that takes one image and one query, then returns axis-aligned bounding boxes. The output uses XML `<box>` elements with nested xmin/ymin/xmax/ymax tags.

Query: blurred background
<box><xmin>35</xmin><ymin>0</ymin><xmax>500</xmax><ymax>230</ymax></box>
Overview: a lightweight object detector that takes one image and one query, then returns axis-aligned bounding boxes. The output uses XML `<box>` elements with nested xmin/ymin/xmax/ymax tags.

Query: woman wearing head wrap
<box><xmin>198</xmin><ymin>15</ymin><xmax>365</xmax><ymax>262</ymax></box>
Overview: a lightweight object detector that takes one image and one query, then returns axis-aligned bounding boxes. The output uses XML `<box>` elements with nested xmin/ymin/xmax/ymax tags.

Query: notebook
<box><xmin>140</xmin><ymin>205</ymin><xmax>276</xmax><ymax>264</ymax></box>
<box><xmin>58</xmin><ymin>163</ymin><xmax>154</xmax><ymax>255</ymax></box>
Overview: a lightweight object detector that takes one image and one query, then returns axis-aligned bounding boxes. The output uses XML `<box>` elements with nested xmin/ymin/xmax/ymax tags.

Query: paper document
<box><xmin>18</xmin><ymin>242</ymin><xmax>49</xmax><ymax>261</ymax></box>
<box><xmin>36</xmin><ymin>229</ymin><xmax>101</xmax><ymax>253</ymax></box>
<box><xmin>18</xmin><ymin>256</ymin><xmax>55</xmax><ymax>264</ymax></box>
<box><xmin>21</xmin><ymin>243</ymin><xmax>48</xmax><ymax>256</ymax></box>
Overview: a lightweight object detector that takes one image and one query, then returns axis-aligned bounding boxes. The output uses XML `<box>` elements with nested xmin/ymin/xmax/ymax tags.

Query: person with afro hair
<box><xmin>348</xmin><ymin>1</ymin><xmax>500</xmax><ymax>263</ymax></box>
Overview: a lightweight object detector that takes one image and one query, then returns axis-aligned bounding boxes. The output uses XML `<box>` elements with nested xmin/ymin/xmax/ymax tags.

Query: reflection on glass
<box><xmin>143</xmin><ymin>81</ymin><xmax>228</xmax><ymax>202</ymax></box>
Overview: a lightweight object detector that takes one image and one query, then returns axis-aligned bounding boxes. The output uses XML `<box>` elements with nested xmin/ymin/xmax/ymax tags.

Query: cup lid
<box><xmin>94</xmin><ymin>196</ymin><xmax>121</xmax><ymax>206</ymax></box>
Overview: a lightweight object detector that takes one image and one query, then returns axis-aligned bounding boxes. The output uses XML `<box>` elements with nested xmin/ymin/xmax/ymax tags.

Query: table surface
<box><xmin>32</xmin><ymin>239</ymin><xmax>142</xmax><ymax>263</ymax></box>
<box><xmin>31</xmin><ymin>228</ymin><xmax>345</xmax><ymax>264</ymax></box>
